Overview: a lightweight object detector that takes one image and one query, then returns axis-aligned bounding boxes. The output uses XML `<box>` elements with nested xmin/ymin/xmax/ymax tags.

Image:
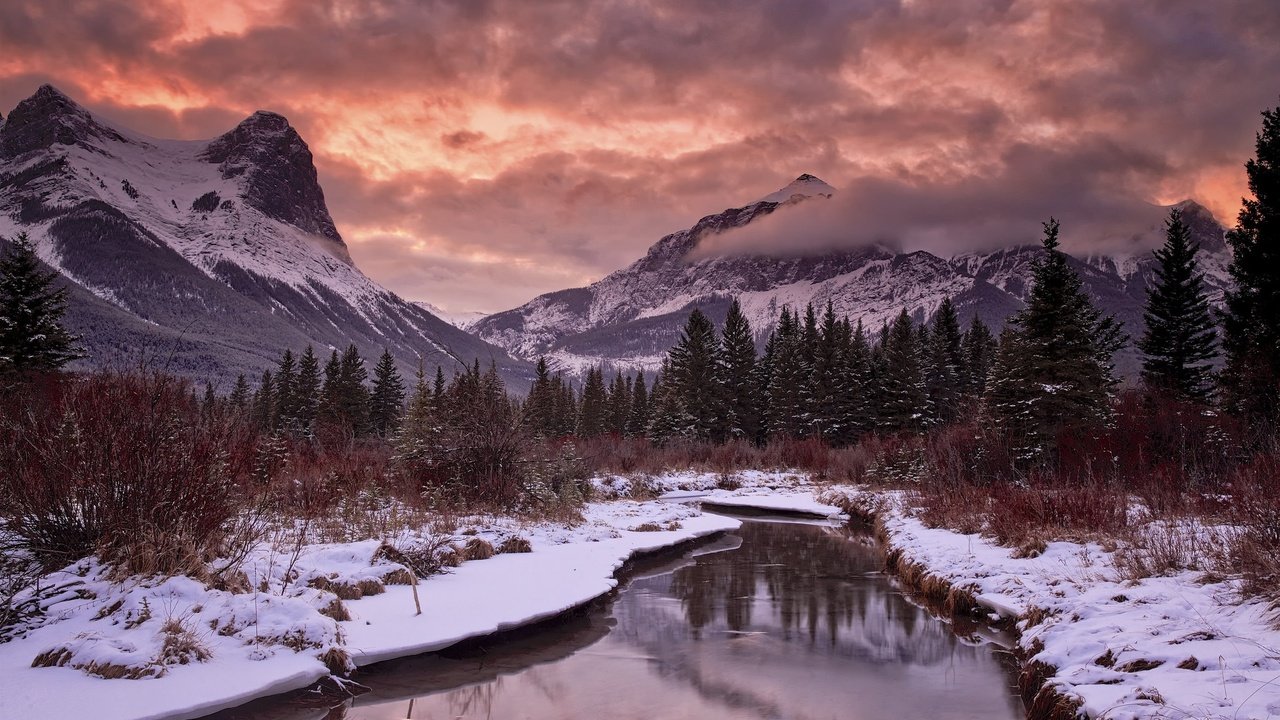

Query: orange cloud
<box><xmin>0</xmin><ymin>0</ymin><xmax>1274</xmax><ymax>311</ymax></box>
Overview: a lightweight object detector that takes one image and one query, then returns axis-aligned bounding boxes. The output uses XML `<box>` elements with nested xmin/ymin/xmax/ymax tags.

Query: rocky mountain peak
<box><xmin>0</xmin><ymin>84</ymin><xmax>127</xmax><ymax>159</ymax></box>
<box><xmin>203</xmin><ymin>109</ymin><xmax>346</xmax><ymax>249</ymax></box>
<box><xmin>761</xmin><ymin>173</ymin><xmax>836</xmax><ymax>204</ymax></box>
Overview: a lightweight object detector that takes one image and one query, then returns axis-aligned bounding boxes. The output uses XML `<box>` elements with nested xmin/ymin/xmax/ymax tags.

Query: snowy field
<box><xmin>3</xmin><ymin>471</ymin><xmax>1278</xmax><ymax>720</ymax></box>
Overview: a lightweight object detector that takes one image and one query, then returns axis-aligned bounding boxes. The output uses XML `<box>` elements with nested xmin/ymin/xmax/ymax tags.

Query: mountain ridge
<box><xmin>0</xmin><ymin>85</ymin><xmax>530</xmax><ymax>388</ymax></box>
<box><xmin>472</xmin><ymin>176</ymin><xmax>1231</xmax><ymax>378</ymax></box>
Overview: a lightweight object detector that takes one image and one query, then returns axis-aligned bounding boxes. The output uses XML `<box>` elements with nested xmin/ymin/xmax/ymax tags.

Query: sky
<box><xmin>0</xmin><ymin>0</ymin><xmax>1278</xmax><ymax>313</ymax></box>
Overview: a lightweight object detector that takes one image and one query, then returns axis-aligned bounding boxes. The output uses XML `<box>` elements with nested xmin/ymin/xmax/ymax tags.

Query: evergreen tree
<box><xmin>961</xmin><ymin>315</ymin><xmax>996</xmax><ymax>399</ymax></box>
<box><xmin>878</xmin><ymin>310</ymin><xmax>928</xmax><ymax>432</ymax></box>
<box><xmin>985</xmin><ymin>219</ymin><xmax>1126</xmax><ymax>461</ymax></box>
<box><xmin>201</xmin><ymin>382</ymin><xmax>216</xmax><ymax>416</ymax></box>
<box><xmin>605</xmin><ymin>371</ymin><xmax>630</xmax><ymax>434</ymax></box>
<box><xmin>924</xmin><ymin>298</ymin><xmax>964</xmax><ymax>425</ymax></box>
<box><xmin>1221</xmin><ymin>101</ymin><xmax>1280</xmax><ymax>426</ymax></box>
<box><xmin>252</xmin><ymin>370</ymin><xmax>275</xmax><ymax>430</ymax></box>
<box><xmin>834</xmin><ymin>318</ymin><xmax>874</xmax><ymax>441</ymax></box>
<box><xmin>717</xmin><ymin>299</ymin><xmax>761</xmax><ymax>442</ymax></box>
<box><xmin>1139</xmin><ymin>208</ymin><xmax>1218</xmax><ymax>402</ymax></box>
<box><xmin>0</xmin><ymin>232</ymin><xmax>83</xmax><ymax>373</ymax></box>
<box><xmin>666</xmin><ymin>308</ymin><xmax>724</xmax><ymax>440</ymax></box>
<box><xmin>627</xmin><ymin>371</ymin><xmax>650</xmax><ymax>436</ymax></box>
<box><xmin>646</xmin><ymin>361</ymin><xmax>685</xmax><ymax>443</ymax></box>
<box><xmin>576</xmin><ymin>367</ymin><xmax>608</xmax><ymax>437</ymax></box>
<box><xmin>229</xmin><ymin>374</ymin><xmax>251</xmax><ymax>409</ymax></box>
<box><xmin>294</xmin><ymin>346</ymin><xmax>321</xmax><ymax>432</ymax></box>
<box><xmin>525</xmin><ymin>357</ymin><xmax>558</xmax><ymax>438</ymax></box>
<box><xmin>766</xmin><ymin>308</ymin><xmax>808</xmax><ymax>437</ymax></box>
<box><xmin>433</xmin><ymin>366</ymin><xmax>446</xmax><ymax>402</ymax></box>
<box><xmin>273</xmin><ymin>349</ymin><xmax>298</xmax><ymax>429</ymax></box>
<box><xmin>369</xmin><ymin>349</ymin><xmax>406</xmax><ymax>436</ymax></box>
<box><xmin>809</xmin><ymin>301</ymin><xmax>844</xmax><ymax>441</ymax></box>
<box><xmin>319</xmin><ymin>349</ymin><xmax>342</xmax><ymax>423</ymax></box>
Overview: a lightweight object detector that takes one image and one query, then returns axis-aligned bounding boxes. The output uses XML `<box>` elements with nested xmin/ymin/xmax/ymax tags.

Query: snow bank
<box><xmin>0</xmin><ymin>501</ymin><xmax>740</xmax><ymax>720</ymax></box>
<box><xmin>827</xmin><ymin>488</ymin><xmax>1280</xmax><ymax>720</ymax></box>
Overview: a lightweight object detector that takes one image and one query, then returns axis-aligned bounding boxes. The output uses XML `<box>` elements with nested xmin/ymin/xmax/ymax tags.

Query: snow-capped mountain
<box><xmin>413</xmin><ymin>301</ymin><xmax>488</xmax><ymax>330</ymax></box>
<box><xmin>0</xmin><ymin>85</ymin><xmax>528</xmax><ymax>387</ymax></box>
<box><xmin>473</xmin><ymin>174</ymin><xmax>1231</xmax><ymax>377</ymax></box>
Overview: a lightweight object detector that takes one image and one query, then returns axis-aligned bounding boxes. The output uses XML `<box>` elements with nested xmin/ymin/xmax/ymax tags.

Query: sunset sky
<box><xmin>1</xmin><ymin>0</ymin><xmax>1278</xmax><ymax>313</ymax></box>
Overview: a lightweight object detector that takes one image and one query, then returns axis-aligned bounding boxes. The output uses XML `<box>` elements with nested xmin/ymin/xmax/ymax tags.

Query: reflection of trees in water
<box><xmin>622</xmin><ymin>521</ymin><xmax>979</xmax><ymax>667</ymax></box>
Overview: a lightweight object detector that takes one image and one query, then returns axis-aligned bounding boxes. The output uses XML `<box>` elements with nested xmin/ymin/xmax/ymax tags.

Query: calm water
<box><xmin>213</xmin><ymin>518</ymin><xmax>1024</xmax><ymax>720</ymax></box>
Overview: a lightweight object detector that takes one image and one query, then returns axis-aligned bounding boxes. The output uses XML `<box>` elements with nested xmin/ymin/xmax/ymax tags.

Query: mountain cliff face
<box><xmin>0</xmin><ymin>85</ymin><xmax>528</xmax><ymax>388</ymax></box>
<box><xmin>473</xmin><ymin>175</ymin><xmax>1231</xmax><ymax>377</ymax></box>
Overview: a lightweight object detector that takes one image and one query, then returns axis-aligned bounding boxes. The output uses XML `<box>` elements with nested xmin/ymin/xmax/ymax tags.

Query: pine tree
<box><xmin>525</xmin><ymin>357</ymin><xmax>558</xmax><ymax>438</ymax></box>
<box><xmin>319</xmin><ymin>350</ymin><xmax>342</xmax><ymax>426</ymax></box>
<box><xmin>273</xmin><ymin>349</ymin><xmax>298</xmax><ymax>429</ymax></box>
<box><xmin>252</xmin><ymin>370</ymin><xmax>275</xmax><ymax>430</ymax></box>
<box><xmin>627</xmin><ymin>371</ymin><xmax>650</xmax><ymax>436</ymax></box>
<box><xmin>0</xmin><ymin>232</ymin><xmax>83</xmax><ymax>373</ymax></box>
<box><xmin>1221</xmin><ymin>101</ymin><xmax>1280</xmax><ymax>426</ymax></box>
<box><xmin>666</xmin><ymin>308</ymin><xmax>724</xmax><ymax>441</ymax></box>
<box><xmin>925</xmin><ymin>298</ymin><xmax>964</xmax><ymax>425</ymax></box>
<box><xmin>605</xmin><ymin>371</ymin><xmax>630</xmax><ymax>434</ymax></box>
<box><xmin>369</xmin><ymin>349</ymin><xmax>406</xmax><ymax>436</ymax></box>
<box><xmin>1139</xmin><ymin>208</ymin><xmax>1218</xmax><ymax>402</ymax></box>
<box><xmin>646</xmin><ymin>361</ymin><xmax>685</xmax><ymax>443</ymax></box>
<box><xmin>807</xmin><ymin>301</ymin><xmax>844</xmax><ymax>441</ymax></box>
<box><xmin>961</xmin><ymin>315</ymin><xmax>996</xmax><ymax>399</ymax></box>
<box><xmin>576</xmin><ymin>367</ymin><xmax>607</xmax><ymax>437</ymax></box>
<box><xmin>229</xmin><ymin>374</ymin><xmax>250</xmax><ymax>409</ymax></box>
<box><xmin>985</xmin><ymin>219</ymin><xmax>1126</xmax><ymax>462</ymax></box>
<box><xmin>294</xmin><ymin>346</ymin><xmax>321</xmax><ymax>432</ymax></box>
<box><xmin>717</xmin><ymin>299</ymin><xmax>760</xmax><ymax>442</ymax></box>
<box><xmin>834</xmin><ymin>318</ymin><xmax>874</xmax><ymax>441</ymax></box>
<box><xmin>766</xmin><ymin>308</ymin><xmax>808</xmax><ymax>437</ymax></box>
<box><xmin>878</xmin><ymin>310</ymin><xmax>928</xmax><ymax>432</ymax></box>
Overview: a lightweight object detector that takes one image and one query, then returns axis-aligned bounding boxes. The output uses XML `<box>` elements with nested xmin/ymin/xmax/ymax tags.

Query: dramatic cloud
<box><xmin>1</xmin><ymin>0</ymin><xmax>1277</xmax><ymax>311</ymax></box>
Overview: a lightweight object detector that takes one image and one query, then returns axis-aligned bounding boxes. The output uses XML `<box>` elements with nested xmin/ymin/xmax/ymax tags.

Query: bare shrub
<box><xmin>0</xmin><ymin>372</ymin><xmax>271</xmax><ymax>578</ymax></box>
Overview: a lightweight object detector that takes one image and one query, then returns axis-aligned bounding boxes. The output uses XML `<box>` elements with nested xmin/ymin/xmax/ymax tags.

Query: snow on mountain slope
<box><xmin>473</xmin><ymin>176</ymin><xmax>1231</xmax><ymax>378</ymax></box>
<box><xmin>0</xmin><ymin>85</ymin><xmax>529</xmax><ymax>387</ymax></box>
<box><xmin>414</xmin><ymin>301</ymin><xmax>488</xmax><ymax>330</ymax></box>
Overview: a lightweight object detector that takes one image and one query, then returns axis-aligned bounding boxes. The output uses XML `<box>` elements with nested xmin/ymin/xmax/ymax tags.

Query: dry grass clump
<box><xmin>497</xmin><ymin>536</ymin><xmax>532</xmax><ymax>554</ymax></box>
<box><xmin>308</xmin><ymin>576</ymin><xmax>385</xmax><ymax>600</ymax></box>
<box><xmin>318</xmin><ymin>598</ymin><xmax>351</xmax><ymax>622</ymax></box>
<box><xmin>630</xmin><ymin>522</ymin><xmax>663</xmax><ymax>532</ymax></box>
<box><xmin>157</xmin><ymin>617</ymin><xmax>211</xmax><ymax>666</ymax></box>
<box><xmin>462</xmin><ymin>538</ymin><xmax>495</xmax><ymax>560</ymax></box>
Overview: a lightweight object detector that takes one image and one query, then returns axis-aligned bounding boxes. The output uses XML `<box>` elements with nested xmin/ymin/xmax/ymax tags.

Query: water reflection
<box><xmin>212</xmin><ymin>519</ymin><xmax>1023</xmax><ymax>720</ymax></box>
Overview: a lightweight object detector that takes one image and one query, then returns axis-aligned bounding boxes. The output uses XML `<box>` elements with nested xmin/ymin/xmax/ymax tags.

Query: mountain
<box><xmin>0</xmin><ymin>85</ymin><xmax>529</xmax><ymax>388</ymax></box>
<box><xmin>414</xmin><ymin>301</ymin><xmax>488</xmax><ymax>330</ymax></box>
<box><xmin>472</xmin><ymin>174</ymin><xmax>1231</xmax><ymax>378</ymax></box>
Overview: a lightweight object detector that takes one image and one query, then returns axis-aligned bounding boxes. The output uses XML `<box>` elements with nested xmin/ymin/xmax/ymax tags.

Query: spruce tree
<box><xmin>878</xmin><ymin>310</ymin><xmax>927</xmax><ymax>432</ymax></box>
<box><xmin>646</xmin><ymin>361</ymin><xmax>686</xmax><ymax>443</ymax></box>
<box><xmin>1139</xmin><ymin>208</ymin><xmax>1218</xmax><ymax>402</ymax></box>
<box><xmin>577</xmin><ymin>367</ymin><xmax>608</xmax><ymax>437</ymax></box>
<box><xmin>985</xmin><ymin>219</ymin><xmax>1126</xmax><ymax>461</ymax></box>
<box><xmin>835</xmin><ymin>318</ymin><xmax>874</xmax><ymax>440</ymax></box>
<box><xmin>273</xmin><ymin>349</ymin><xmax>298</xmax><ymax>429</ymax></box>
<box><xmin>809</xmin><ymin>301</ymin><xmax>843</xmax><ymax>441</ymax></box>
<box><xmin>0</xmin><ymin>232</ymin><xmax>83</xmax><ymax>373</ymax></box>
<box><xmin>766</xmin><ymin>308</ymin><xmax>808</xmax><ymax>437</ymax></box>
<box><xmin>229</xmin><ymin>374</ymin><xmax>251</xmax><ymax>409</ymax></box>
<box><xmin>606</xmin><ymin>371</ymin><xmax>630</xmax><ymax>434</ymax></box>
<box><xmin>666</xmin><ymin>308</ymin><xmax>724</xmax><ymax>441</ymax></box>
<box><xmin>252</xmin><ymin>370</ymin><xmax>275</xmax><ymax>430</ymax></box>
<box><xmin>294</xmin><ymin>346</ymin><xmax>321</xmax><ymax>432</ymax></box>
<box><xmin>627</xmin><ymin>371</ymin><xmax>650</xmax><ymax>436</ymax></box>
<box><xmin>925</xmin><ymin>298</ymin><xmax>964</xmax><ymax>425</ymax></box>
<box><xmin>369</xmin><ymin>349</ymin><xmax>406</xmax><ymax>436</ymax></box>
<box><xmin>961</xmin><ymin>315</ymin><xmax>996</xmax><ymax>399</ymax></box>
<box><xmin>1221</xmin><ymin>101</ymin><xmax>1280</xmax><ymax>426</ymax></box>
<box><xmin>525</xmin><ymin>357</ymin><xmax>557</xmax><ymax>438</ymax></box>
<box><xmin>717</xmin><ymin>299</ymin><xmax>760</xmax><ymax>442</ymax></box>
<box><xmin>336</xmin><ymin>344</ymin><xmax>371</xmax><ymax>434</ymax></box>
<box><xmin>319</xmin><ymin>350</ymin><xmax>342</xmax><ymax>426</ymax></box>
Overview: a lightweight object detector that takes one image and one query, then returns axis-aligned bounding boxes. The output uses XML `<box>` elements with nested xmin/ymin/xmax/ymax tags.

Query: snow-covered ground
<box><xmin>821</xmin><ymin>487</ymin><xmax>1280</xmax><ymax>720</ymax></box>
<box><xmin>4</xmin><ymin>471</ymin><xmax>1278</xmax><ymax>720</ymax></box>
<box><xmin>0</xmin><ymin>497</ymin><xmax>741</xmax><ymax>720</ymax></box>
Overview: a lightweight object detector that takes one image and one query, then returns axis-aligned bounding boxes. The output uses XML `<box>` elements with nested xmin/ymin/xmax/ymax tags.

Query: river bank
<box><xmin>3</xmin><ymin>470</ymin><xmax>1276</xmax><ymax>720</ymax></box>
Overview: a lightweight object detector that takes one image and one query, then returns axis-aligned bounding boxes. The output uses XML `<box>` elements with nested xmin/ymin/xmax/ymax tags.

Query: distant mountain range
<box><xmin>473</xmin><ymin>175</ymin><xmax>1231</xmax><ymax>378</ymax></box>
<box><xmin>0</xmin><ymin>86</ymin><xmax>529</xmax><ymax>388</ymax></box>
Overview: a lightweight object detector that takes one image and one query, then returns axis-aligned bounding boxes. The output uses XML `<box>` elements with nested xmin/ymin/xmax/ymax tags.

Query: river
<box><xmin>210</xmin><ymin>516</ymin><xmax>1025</xmax><ymax>720</ymax></box>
